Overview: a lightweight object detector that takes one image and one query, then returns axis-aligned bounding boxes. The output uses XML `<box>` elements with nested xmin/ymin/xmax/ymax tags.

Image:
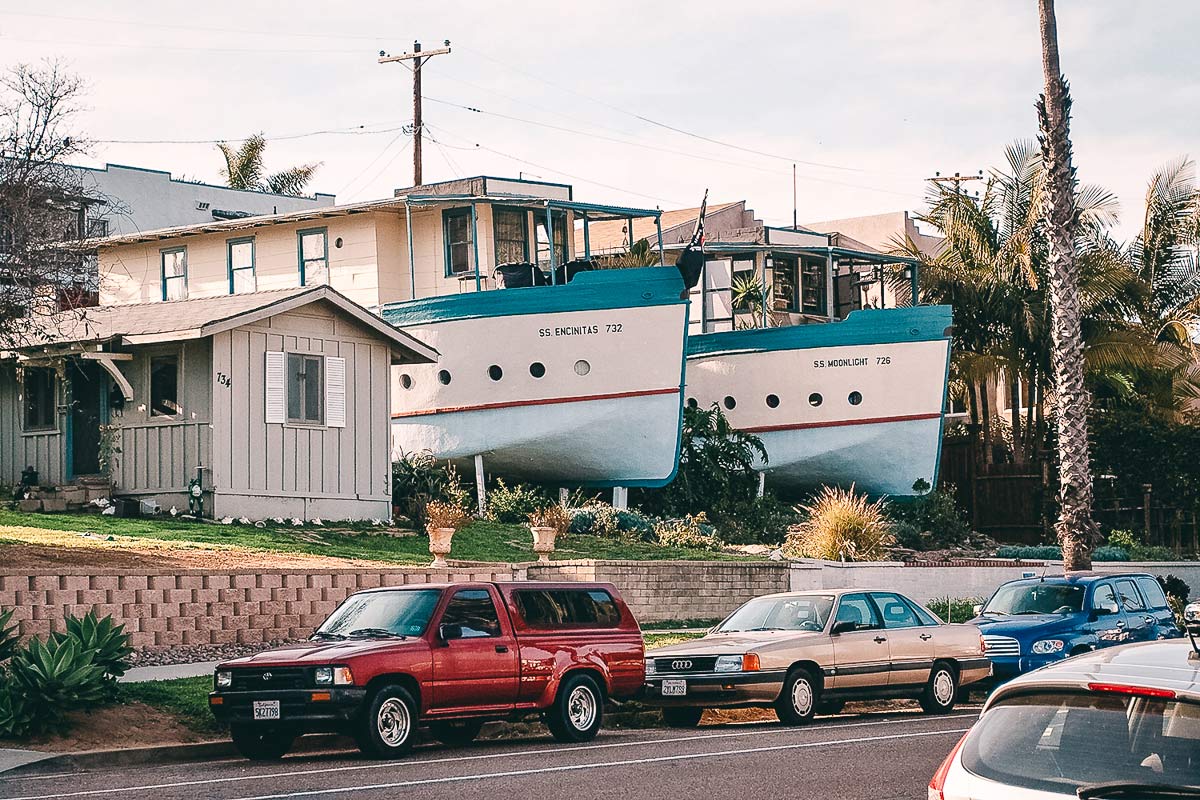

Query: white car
<box><xmin>931</xmin><ymin>602</ymin><xmax>1200</xmax><ymax>799</ymax></box>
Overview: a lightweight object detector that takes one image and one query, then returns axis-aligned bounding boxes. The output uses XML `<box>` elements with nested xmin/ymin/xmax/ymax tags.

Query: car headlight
<box><xmin>215</xmin><ymin>670</ymin><xmax>232</xmax><ymax>689</ymax></box>
<box><xmin>314</xmin><ymin>666</ymin><xmax>334</xmax><ymax>685</ymax></box>
<box><xmin>644</xmin><ymin>658</ymin><xmax>656</xmax><ymax>675</ymax></box>
<box><xmin>714</xmin><ymin>654</ymin><xmax>761</xmax><ymax>672</ymax></box>
<box><xmin>314</xmin><ymin>666</ymin><xmax>354</xmax><ymax>686</ymax></box>
<box><xmin>1031</xmin><ymin>639</ymin><xmax>1066</xmax><ymax>655</ymax></box>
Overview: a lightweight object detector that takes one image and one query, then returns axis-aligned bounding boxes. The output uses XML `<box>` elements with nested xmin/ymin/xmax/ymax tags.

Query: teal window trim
<box><xmin>534</xmin><ymin>210</ymin><xmax>568</xmax><ymax>269</ymax></box>
<box><xmin>227</xmin><ymin>236</ymin><xmax>256</xmax><ymax>294</ymax></box>
<box><xmin>491</xmin><ymin>205</ymin><xmax>530</xmax><ymax>265</ymax></box>
<box><xmin>297</xmin><ymin>226</ymin><xmax>328</xmax><ymax>286</ymax></box>
<box><xmin>442</xmin><ymin>207</ymin><xmax>473</xmax><ymax>278</ymax></box>
<box><xmin>160</xmin><ymin>246</ymin><xmax>187</xmax><ymax>301</ymax></box>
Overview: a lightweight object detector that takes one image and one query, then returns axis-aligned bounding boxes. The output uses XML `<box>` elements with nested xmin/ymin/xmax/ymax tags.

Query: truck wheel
<box><xmin>546</xmin><ymin>673</ymin><xmax>603</xmax><ymax>743</ymax></box>
<box><xmin>357</xmin><ymin>684</ymin><xmax>418</xmax><ymax>758</ymax></box>
<box><xmin>775</xmin><ymin>668</ymin><xmax>818</xmax><ymax>725</ymax></box>
<box><xmin>429</xmin><ymin>719</ymin><xmax>485</xmax><ymax>746</ymax></box>
<box><xmin>920</xmin><ymin>662</ymin><xmax>958</xmax><ymax>714</ymax></box>
<box><xmin>661</xmin><ymin>706</ymin><xmax>704</xmax><ymax>728</ymax></box>
<box><xmin>230</xmin><ymin>724</ymin><xmax>295</xmax><ymax>761</ymax></box>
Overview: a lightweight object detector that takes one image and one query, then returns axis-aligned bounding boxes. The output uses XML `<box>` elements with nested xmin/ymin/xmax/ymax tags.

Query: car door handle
<box><xmin>1115</xmin><ymin>620</ymin><xmax>1126</xmax><ymax>628</ymax></box>
<box><xmin>873</xmin><ymin>636</ymin><xmax>887</xmax><ymax>644</ymax></box>
<box><xmin>495</xmin><ymin>645</ymin><xmax>509</xmax><ymax>654</ymax></box>
<box><xmin>1143</xmin><ymin>616</ymin><xmax>1155</xmax><ymax>624</ymax></box>
<box><xmin>919</xmin><ymin>633</ymin><xmax>933</xmax><ymax>641</ymax></box>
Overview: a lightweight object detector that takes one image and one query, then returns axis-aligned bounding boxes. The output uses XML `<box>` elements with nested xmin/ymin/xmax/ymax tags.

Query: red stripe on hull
<box><xmin>392</xmin><ymin>387</ymin><xmax>680</xmax><ymax>419</ymax></box>
<box><xmin>742</xmin><ymin>412</ymin><xmax>943</xmax><ymax>434</ymax></box>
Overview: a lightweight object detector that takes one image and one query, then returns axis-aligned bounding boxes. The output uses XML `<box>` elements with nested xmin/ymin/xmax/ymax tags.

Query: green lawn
<box><xmin>0</xmin><ymin>510</ymin><xmax>753</xmax><ymax>565</ymax></box>
<box><xmin>117</xmin><ymin>676</ymin><xmax>224</xmax><ymax>735</ymax></box>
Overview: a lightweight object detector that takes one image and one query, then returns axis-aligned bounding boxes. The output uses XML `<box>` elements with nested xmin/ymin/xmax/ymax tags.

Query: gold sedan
<box><xmin>643</xmin><ymin>589</ymin><xmax>991</xmax><ymax>726</ymax></box>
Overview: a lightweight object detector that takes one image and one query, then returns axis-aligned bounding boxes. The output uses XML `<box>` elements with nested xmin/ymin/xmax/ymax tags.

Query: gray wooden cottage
<box><xmin>0</xmin><ymin>286</ymin><xmax>436</xmax><ymax>520</ymax></box>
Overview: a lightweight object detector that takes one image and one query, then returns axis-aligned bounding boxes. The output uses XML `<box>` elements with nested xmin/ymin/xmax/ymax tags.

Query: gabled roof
<box><xmin>576</xmin><ymin>202</ymin><xmax>739</xmax><ymax>254</ymax></box>
<box><xmin>3</xmin><ymin>286</ymin><xmax>438</xmax><ymax>364</ymax></box>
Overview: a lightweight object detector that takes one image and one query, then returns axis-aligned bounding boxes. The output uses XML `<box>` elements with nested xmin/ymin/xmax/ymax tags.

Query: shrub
<box><xmin>0</xmin><ymin>676</ymin><xmax>34</xmax><ymax>739</ymax></box>
<box><xmin>655</xmin><ymin>514</ymin><xmax>723</xmax><ymax>551</ymax></box>
<box><xmin>891</xmin><ymin>520</ymin><xmax>924</xmax><ymax>551</ymax></box>
<box><xmin>1158</xmin><ymin>574</ymin><xmax>1191</xmax><ymax>603</ymax></box>
<box><xmin>1093</xmin><ymin>545</ymin><xmax>1131</xmax><ymax>561</ymax></box>
<box><xmin>485</xmin><ymin>480</ymin><xmax>549</xmax><ymax>524</ymax></box>
<box><xmin>1107</xmin><ymin>529</ymin><xmax>1175</xmax><ymax>561</ymax></box>
<box><xmin>927</xmin><ymin>597</ymin><xmax>985</xmax><ymax>624</ymax></box>
<box><xmin>567</xmin><ymin>505</ymin><xmax>654</xmax><ymax>540</ymax></box>
<box><xmin>0</xmin><ymin>608</ymin><xmax>17</xmax><ymax>663</ymax></box>
<box><xmin>716</xmin><ymin>495</ymin><xmax>794</xmax><ymax>546</ymax></box>
<box><xmin>8</xmin><ymin>636</ymin><xmax>107</xmax><ymax>736</ymax></box>
<box><xmin>58</xmin><ymin>611</ymin><xmax>133</xmax><ymax>686</ymax></box>
<box><xmin>391</xmin><ymin>451</ymin><xmax>470</xmax><ymax>529</ymax></box>
<box><xmin>782</xmin><ymin>485</ymin><xmax>895</xmax><ymax>562</ymax></box>
<box><xmin>424</xmin><ymin>501</ymin><xmax>471</xmax><ymax>533</ymax></box>
<box><xmin>995</xmin><ymin>545</ymin><xmax>1062</xmax><ymax>560</ymax></box>
<box><xmin>889</xmin><ymin>483</ymin><xmax>972</xmax><ymax>550</ymax></box>
<box><xmin>528</xmin><ymin>504</ymin><xmax>571</xmax><ymax>536</ymax></box>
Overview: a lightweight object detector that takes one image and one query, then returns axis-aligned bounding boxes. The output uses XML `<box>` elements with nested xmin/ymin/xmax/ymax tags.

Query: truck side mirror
<box><xmin>439</xmin><ymin>623</ymin><xmax>464</xmax><ymax>642</ymax></box>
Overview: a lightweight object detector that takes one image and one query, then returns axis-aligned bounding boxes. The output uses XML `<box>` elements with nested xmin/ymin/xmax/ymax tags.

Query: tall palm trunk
<box><xmin>1037</xmin><ymin>0</ymin><xmax>1099</xmax><ymax>570</ymax></box>
<box><xmin>1010</xmin><ymin>368</ymin><xmax>1024</xmax><ymax>464</ymax></box>
<box><xmin>979</xmin><ymin>379</ymin><xmax>993</xmax><ymax>465</ymax></box>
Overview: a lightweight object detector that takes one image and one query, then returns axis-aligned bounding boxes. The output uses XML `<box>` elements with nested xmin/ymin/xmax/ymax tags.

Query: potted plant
<box><xmin>527</xmin><ymin>505</ymin><xmax>571</xmax><ymax>563</ymax></box>
<box><xmin>425</xmin><ymin>501</ymin><xmax>470</xmax><ymax>568</ymax></box>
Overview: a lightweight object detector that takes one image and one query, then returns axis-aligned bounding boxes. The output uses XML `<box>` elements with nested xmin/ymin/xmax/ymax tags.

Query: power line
<box><xmin>0</xmin><ymin>34</ymin><xmax>366</xmax><ymax>55</ymax></box>
<box><xmin>379</xmin><ymin>40</ymin><xmax>452</xmax><ymax>185</ymax></box>
<box><xmin>95</xmin><ymin>123</ymin><xmax>408</xmax><ymax>145</ymax></box>
<box><xmin>0</xmin><ymin>11</ymin><xmax>393</xmax><ymax>42</ymax></box>
<box><xmin>337</xmin><ymin>132</ymin><xmax>411</xmax><ymax>197</ymax></box>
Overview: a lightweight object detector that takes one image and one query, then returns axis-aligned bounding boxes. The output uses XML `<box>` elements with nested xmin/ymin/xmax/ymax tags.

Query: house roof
<box><xmin>3</xmin><ymin>286</ymin><xmax>438</xmax><ymax>364</ymax></box>
<box><xmin>575</xmin><ymin>202</ymin><xmax>739</xmax><ymax>254</ymax></box>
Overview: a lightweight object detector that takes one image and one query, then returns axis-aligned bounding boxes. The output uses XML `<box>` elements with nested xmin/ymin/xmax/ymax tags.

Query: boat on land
<box><xmin>381</xmin><ymin>266</ymin><xmax>690</xmax><ymax>487</ymax></box>
<box><xmin>684</xmin><ymin>304</ymin><xmax>952</xmax><ymax>497</ymax></box>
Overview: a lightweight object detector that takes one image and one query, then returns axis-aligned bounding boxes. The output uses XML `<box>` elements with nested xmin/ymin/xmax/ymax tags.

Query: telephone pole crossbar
<box><xmin>379</xmin><ymin>40</ymin><xmax>452</xmax><ymax>186</ymax></box>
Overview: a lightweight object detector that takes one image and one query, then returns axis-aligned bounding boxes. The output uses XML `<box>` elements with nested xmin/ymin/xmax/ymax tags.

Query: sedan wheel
<box><xmin>920</xmin><ymin>664</ymin><xmax>958</xmax><ymax>714</ymax></box>
<box><xmin>775</xmin><ymin>669</ymin><xmax>818</xmax><ymax>725</ymax></box>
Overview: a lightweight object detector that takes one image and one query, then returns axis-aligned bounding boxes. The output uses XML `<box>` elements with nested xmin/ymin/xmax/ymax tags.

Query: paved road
<box><xmin>0</xmin><ymin>708</ymin><xmax>977</xmax><ymax>800</ymax></box>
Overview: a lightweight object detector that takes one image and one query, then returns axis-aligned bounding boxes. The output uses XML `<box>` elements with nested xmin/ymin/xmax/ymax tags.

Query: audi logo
<box><xmin>670</xmin><ymin>660</ymin><xmax>693</xmax><ymax>671</ymax></box>
<box><xmin>262</xmin><ymin>672</ymin><xmax>272</xmax><ymax>681</ymax></box>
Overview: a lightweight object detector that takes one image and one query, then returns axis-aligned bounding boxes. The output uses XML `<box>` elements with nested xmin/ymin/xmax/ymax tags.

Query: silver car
<box><xmin>932</xmin><ymin>601</ymin><xmax>1200</xmax><ymax>799</ymax></box>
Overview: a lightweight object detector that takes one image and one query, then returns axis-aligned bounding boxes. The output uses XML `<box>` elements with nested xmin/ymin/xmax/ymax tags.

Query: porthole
<box><xmin>574</xmin><ymin>359</ymin><xmax>591</xmax><ymax>376</ymax></box>
<box><xmin>808</xmin><ymin>392</ymin><xmax>822</xmax><ymax>407</ymax></box>
<box><xmin>723</xmin><ymin>396</ymin><xmax>736</xmax><ymax>410</ymax></box>
<box><xmin>400</xmin><ymin>374</ymin><xmax>413</xmax><ymax>390</ymax></box>
<box><xmin>686</xmin><ymin>397</ymin><xmax>698</xmax><ymax>409</ymax></box>
<box><xmin>334</xmin><ymin>237</ymin><xmax>344</xmax><ymax>249</ymax></box>
<box><xmin>529</xmin><ymin>362</ymin><xmax>546</xmax><ymax>379</ymax></box>
<box><xmin>766</xmin><ymin>394</ymin><xmax>780</xmax><ymax>408</ymax></box>
<box><xmin>848</xmin><ymin>391</ymin><xmax>862</xmax><ymax>406</ymax></box>
<box><xmin>488</xmin><ymin>365</ymin><xmax>503</xmax><ymax>381</ymax></box>
<box><xmin>438</xmin><ymin>370</ymin><xmax>452</xmax><ymax>385</ymax></box>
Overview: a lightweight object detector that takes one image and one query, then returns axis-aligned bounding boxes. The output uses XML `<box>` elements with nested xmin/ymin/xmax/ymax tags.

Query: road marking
<box><xmin>228</xmin><ymin>728</ymin><xmax>972</xmax><ymax>800</ymax></box>
<box><xmin>0</xmin><ymin>713</ymin><xmax>977</xmax><ymax>800</ymax></box>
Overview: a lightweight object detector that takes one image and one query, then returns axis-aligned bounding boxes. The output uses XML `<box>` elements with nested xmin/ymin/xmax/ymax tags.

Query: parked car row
<box><xmin>207</xmin><ymin>571</ymin><xmax>1185</xmax><ymax>764</ymax></box>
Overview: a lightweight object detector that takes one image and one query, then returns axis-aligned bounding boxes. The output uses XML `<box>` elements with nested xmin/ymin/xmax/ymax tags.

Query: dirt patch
<box><xmin>22</xmin><ymin>702</ymin><xmax>220</xmax><ymax>753</ymax></box>
<box><xmin>0</xmin><ymin>541</ymin><xmax>407</xmax><ymax>571</ymax></box>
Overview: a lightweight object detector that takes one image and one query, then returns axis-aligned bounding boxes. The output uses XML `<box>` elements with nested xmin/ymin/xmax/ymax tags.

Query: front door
<box><xmin>429</xmin><ymin>588</ymin><xmax>519</xmax><ymax>713</ymax></box>
<box><xmin>68</xmin><ymin>361</ymin><xmax>107</xmax><ymax>478</ymax></box>
<box><xmin>870</xmin><ymin>592</ymin><xmax>933</xmax><ymax>688</ymax></box>
<box><xmin>1087</xmin><ymin>582</ymin><xmax>1128</xmax><ymax>648</ymax></box>
<box><xmin>828</xmin><ymin>593</ymin><xmax>890</xmax><ymax>690</ymax></box>
<box><xmin>1114</xmin><ymin>578</ymin><xmax>1152</xmax><ymax>643</ymax></box>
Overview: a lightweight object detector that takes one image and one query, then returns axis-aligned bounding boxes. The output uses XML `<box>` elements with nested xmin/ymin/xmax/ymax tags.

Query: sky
<box><xmin>1</xmin><ymin>1</ymin><xmax>1197</xmax><ymax>241</ymax></box>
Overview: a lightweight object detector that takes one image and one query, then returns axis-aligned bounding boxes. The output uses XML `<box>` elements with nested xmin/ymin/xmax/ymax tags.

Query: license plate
<box><xmin>253</xmin><ymin>700</ymin><xmax>280</xmax><ymax>720</ymax></box>
<box><xmin>661</xmin><ymin>680</ymin><xmax>687</xmax><ymax>697</ymax></box>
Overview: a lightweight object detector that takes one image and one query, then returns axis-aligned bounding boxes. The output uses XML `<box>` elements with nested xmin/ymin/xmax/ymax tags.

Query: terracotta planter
<box><xmin>429</xmin><ymin>527</ymin><xmax>455</xmax><ymax>568</ymax></box>
<box><xmin>530</xmin><ymin>526</ymin><xmax>557</xmax><ymax>563</ymax></box>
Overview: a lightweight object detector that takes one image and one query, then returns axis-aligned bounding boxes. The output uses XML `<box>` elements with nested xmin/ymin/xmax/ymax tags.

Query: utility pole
<box><xmin>379</xmin><ymin>39</ymin><xmax>452</xmax><ymax>187</ymax></box>
<box><xmin>928</xmin><ymin>170</ymin><xmax>985</xmax><ymax>197</ymax></box>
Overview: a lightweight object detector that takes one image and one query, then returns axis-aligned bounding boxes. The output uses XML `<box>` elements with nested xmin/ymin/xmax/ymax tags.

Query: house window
<box><xmin>228</xmin><ymin>237</ymin><xmax>256</xmax><ymax>294</ymax></box>
<box><xmin>86</xmin><ymin>218</ymin><xmax>109</xmax><ymax>239</ymax></box>
<box><xmin>801</xmin><ymin>257</ymin><xmax>827</xmax><ymax>315</ymax></box>
<box><xmin>443</xmin><ymin>208</ymin><xmax>473</xmax><ymax>277</ymax></box>
<box><xmin>161</xmin><ymin>247</ymin><xmax>188</xmax><ymax>301</ymax></box>
<box><xmin>534</xmin><ymin>211</ymin><xmax>568</xmax><ymax>269</ymax></box>
<box><xmin>287</xmin><ymin>353</ymin><xmax>323</xmax><ymax>424</ymax></box>
<box><xmin>22</xmin><ymin>368</ymin><xmax>56</xmax><ymax>430</ymax></box>
<box><xmin>149</xmin><ymin>355</ymin><xmax>181</xmax><ymax>417</ymax></box>
<box><xmin>298</xmin><ymin>228</ymin><xmax>328</xmax><ymax>286</ymax></box>
<box><xmin>493</xmin><ymin>207</ymin><xmax>528</xmax><ymax>265</ymax></box>
<box><xmin>772</xmin><ymin>255</ymin><xmax>798</xmax><ymax>312</ymax></box>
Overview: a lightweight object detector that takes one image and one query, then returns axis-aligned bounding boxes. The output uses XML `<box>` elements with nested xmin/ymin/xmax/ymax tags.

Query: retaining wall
<box><xmin>4</xmin><ymin>559</ymin><xmax>1198</xmax><ymax>648</ymax></box>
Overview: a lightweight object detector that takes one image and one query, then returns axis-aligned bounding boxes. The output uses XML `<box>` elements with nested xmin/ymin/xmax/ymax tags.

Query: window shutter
<box><xmin>264</xmin><ymin>351</ymin><xmax>286</xmax><ymax>424</ymax></box>
<box><xmin>325</xmin><ymin>356</ymin><xmax>346</xmax><ymax>428</ymax></box>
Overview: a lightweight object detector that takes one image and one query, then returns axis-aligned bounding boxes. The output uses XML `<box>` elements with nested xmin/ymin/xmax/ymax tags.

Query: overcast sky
<box><xmin>1</xmin><ymin>1</ymin><xmax>1196</xmax><ymax>240</ymax></box>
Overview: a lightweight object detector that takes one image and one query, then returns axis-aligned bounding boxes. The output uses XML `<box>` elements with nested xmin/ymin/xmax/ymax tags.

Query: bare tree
<box><xmin>1036</xmin><ymin>0</ymin><xmax>1099</xmax><ymax>570</ymax></box>
<box><xmin>0</xmin><ymin>61</ymin><xmax>109</xmax><ymax>346</ymax></box>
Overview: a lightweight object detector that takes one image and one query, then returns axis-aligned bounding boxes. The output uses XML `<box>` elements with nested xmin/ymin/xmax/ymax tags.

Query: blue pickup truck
<box><xmin>971</xmin><ymin>572</ymin><xmax>1181</xmax><ymax>680</ymax></box>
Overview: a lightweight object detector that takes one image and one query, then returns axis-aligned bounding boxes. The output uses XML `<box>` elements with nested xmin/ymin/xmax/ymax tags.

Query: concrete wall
<box><xmin>78</xmin><ymin>163</ymin><xmax>334</xmax><ymax>237</ymax></box>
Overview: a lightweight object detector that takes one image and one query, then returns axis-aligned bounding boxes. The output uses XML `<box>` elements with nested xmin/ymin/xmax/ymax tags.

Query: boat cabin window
<box><xmin>443</xmin><ymin>208</ymin><xmax>473</xmax><ymax>277</ymax></box>
<box><xmin>493</xmin><ymin>207</ymin><xmax>528</xmax><ymax>264</ymax></box>
<box><xmin>772</xmin><ymin>255</ymin><xmax>798</xmax><ymax>312</ymax></box>
<box><xmin>801</xmin><ymin>257</ymin><xmax>827</xmax><ymax>315</ymax></box>
<box><xmin>535</xmin><ymin>211</ymin><xmax>568</xmax><ymax>269</ymax></box>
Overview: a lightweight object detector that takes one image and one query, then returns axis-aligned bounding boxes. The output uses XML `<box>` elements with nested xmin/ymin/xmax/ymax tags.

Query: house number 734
<box><xmin>216</xmin><ymin>372</ymin><xmax>232</xmax><ymax>388</ymax></box>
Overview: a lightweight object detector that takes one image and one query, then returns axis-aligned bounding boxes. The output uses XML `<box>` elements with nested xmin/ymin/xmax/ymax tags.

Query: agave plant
<box><xmin>9</xmin><ymin>636</ymin><xmax>107</xmax><ymax>732</ymax></box>
<box><xmin>0</xmin><ymin>608</ymin><xmax>17</xmax><ymax>663</ymax></box>
<box><xmin>0</xmin><ymin>675</ymin><xmax>35</xmax><ymax>739</ymax></box>
<box><xmin>58</xmin><ymin>611</ymin><xmax>133</xmax><ymax>681</ymax></box>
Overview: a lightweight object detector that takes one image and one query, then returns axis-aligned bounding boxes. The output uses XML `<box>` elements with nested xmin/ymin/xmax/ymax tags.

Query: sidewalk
<box><xmin>119</xmin><ymin>660</ymin><xmax>221</xmax><ymax>683</ymax></box>
<box><xmin>0</xmin><ymin>748</ymin><xmax>55</xmax><ymax>774</ymax></box>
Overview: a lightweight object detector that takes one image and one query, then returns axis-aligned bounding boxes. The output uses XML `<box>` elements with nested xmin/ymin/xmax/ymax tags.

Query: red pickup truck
<box><xmin>209</xmin><ymin>581</ymin><xmax>644</xmax><ymax>760</ymax></box>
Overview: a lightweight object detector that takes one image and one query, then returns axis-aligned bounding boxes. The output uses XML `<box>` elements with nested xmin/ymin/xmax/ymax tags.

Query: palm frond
<box><xmin>265</xmin><ymin>162</ymin><xmax>321</xmax><ymax>196</ymax></box>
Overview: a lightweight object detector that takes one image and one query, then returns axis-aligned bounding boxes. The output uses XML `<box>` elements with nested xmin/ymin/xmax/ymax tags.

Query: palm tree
<box><xmin>1037</xmin><ymin>0</ymin><xmax>1098</xmax><ymax>570</ymax></box>
<box><xmin>216</xmin><ymin>133</ymin><xmax>321</xmax><ymax>196</ymax></box>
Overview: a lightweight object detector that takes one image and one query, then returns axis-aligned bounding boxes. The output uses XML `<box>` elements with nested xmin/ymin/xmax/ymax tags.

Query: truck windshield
<box><xmin>962</xmin><ymin>691</ymin><xmax>1200</xmax><ymax>793</ymax></box>
<box><xmin>717</xmin><ymin>595</ymin><xmax>835</xmax><ymax>633</ymax></box>
<box><xmin>983</xmin><ymin>584</ymin><xmax>1084</xmax><ymax>616</ymax></box>
<box><xmin>317</xmin><ymin>590</ymin><xmax>441</xmax><ymax>638</ymax></box>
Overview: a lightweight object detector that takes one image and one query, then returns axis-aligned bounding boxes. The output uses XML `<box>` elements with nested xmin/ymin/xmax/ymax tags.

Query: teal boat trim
<box><xmin>381</xmin><ymin>267</ymin><xmax>688</xmax><ymax>326</ymax></box>
<box><xmin>686</xmin><ymin>305</ymin><xmax>953</xmax><ymax>357</ymax></box>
